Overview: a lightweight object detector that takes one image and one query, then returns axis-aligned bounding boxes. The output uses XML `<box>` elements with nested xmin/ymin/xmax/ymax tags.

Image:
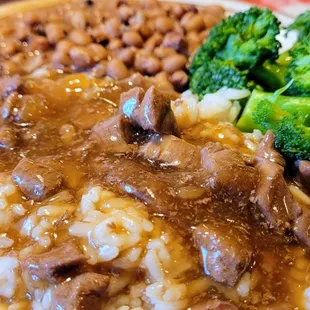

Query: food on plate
<box><xmin>0</xmin><ymin>0</ymin><xmax>310</xmax><ymax>309</ymax></box>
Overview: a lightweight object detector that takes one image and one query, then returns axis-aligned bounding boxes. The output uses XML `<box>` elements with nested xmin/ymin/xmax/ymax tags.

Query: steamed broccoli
<box><xmin>189</xmin><ymin>7</ymin><xmax>281</xmax><ymax>96</ymax></box>
<box><xmin>190</xmin><ymin>7</ymin><xmax>281</xmax><ymax>72</ymax></box>
<box><xmin>250</xmin><ymin>51</ymin><xmax>293</xmax><ymax>91</ymax></box>
<box><xmin>237</xmin><ymin>82</ymin><xmax>310</xmax><ymax>160</ymax></box>
<box><xmin>285</xmin><ymin>39</ymin><xmax>310</xmax><ymax>97</ymax></box>
<box><xmin>287</xmin><ymin>10</ymin><xmax>310</xmax><ymax>40</ymax></box>
<box><xmin>190</xmin><ymin>59</ymin><xmax>254</xmax><ymax>98</ymax></box>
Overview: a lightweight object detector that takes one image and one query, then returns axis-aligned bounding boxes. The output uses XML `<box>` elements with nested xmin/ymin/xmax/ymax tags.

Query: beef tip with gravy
<box><xmin>139</xmin><ymin>134</ymin><xmax>201</xmax><ymax>169</ymax></box>
<box><xmin>298</xmin><ymin>160</ymin><xmax>310</xmax><ymax>187</ymax></box>
<box><xmin>119</xmin><ymin>85</ymin><xmax>180</xmax><ymax>136</ymax></box>
<box><xmin>255</xmin><ymin>131</ymin><xmax>298</xmax><ymax>233</ymax></box>
<box><xmin>194</xmin><ymin>221</ymin><xmax>253</xmax><ymax>286</ymax></box>
<box><xmin>23</xmin><ymin>239</ymin><xmax>87</xmax><ymax>283</ymax></box>
<box><xmin>52</xmin><ymin>272</ymin><xmax>110</xmax><ymax>310</ymax></box>
<box><xmin>12</xmin><ymin>157</ymin><xmax>63</xmax><ymax>201</ymax></box>
<box><xmin>90</xmin><ymin>114</ymin><xmax>137</xmax><ymax>154</ymax></box>
<box><xmin>201</xmin><ymin>142</ymin><xmax>257</xmax><ymax>203</ymax></box>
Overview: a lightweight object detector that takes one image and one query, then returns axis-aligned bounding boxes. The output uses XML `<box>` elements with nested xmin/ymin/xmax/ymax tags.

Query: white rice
<box><xmin>0</xmin><ymin>257</ymin><xmax>19</xmax><ymax>298</ymax></box>
<box><xmin>171</xmin><ymin>88</ymin><xmax>250</xmax><ymax>129</ymax></box>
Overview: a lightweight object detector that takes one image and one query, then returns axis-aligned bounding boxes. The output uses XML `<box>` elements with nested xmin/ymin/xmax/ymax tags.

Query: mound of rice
<box><xmin>171</xmin><ymin>88</ymin><xmax>251</xmax><ymax>129</ymax></box>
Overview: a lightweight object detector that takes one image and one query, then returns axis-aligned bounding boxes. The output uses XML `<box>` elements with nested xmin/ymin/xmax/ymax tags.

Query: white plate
<box><xmin>163</xmin><ymin>0</ymin><xmax>298</xmax><ymax>53</ymax></box>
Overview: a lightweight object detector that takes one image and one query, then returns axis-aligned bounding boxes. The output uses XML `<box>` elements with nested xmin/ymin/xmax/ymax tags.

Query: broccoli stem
<box><xmin>250</xmin><ymin>51</ymin><xmax>293</xmax><ymax>91</ymax></box>
<box><xmin>236</xmin><ymin>89</ymin><xmax>310</xmax><ymax>132</ymax></box>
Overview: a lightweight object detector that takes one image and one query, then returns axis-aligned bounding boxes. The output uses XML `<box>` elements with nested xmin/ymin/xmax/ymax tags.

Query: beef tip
<box><xmin>23</xmin><ymin>239</ymin><xmax>87</xmax><ymax>283</ymax></box>
<box><xmin>255</xmin><ymin>132</ymin><xmax>297</xmax><ymax>233</ymax></box>
<box><xmin>298</xmin><ymin>160</ymin><xmax>310</xmax><ymax>186</ymax></box>
<box><xmin>294</xmin><ymin>205</ymin><xmax>310</xmax><ymax>248</ymax></box>
<box><xmin>90</xmin><ymin>115</ymin><xmax>137</xmax><ymax>154</ymax></box>
<box><xmin>190</xmin><ymin>300</ymin><xmax>238</xmax><ymax>310</ymax></box>
<box><xmin>201</xmin><ymin>142</ymin><xmax>257</xmax><ymax>204</ymax></box>
<box><xmin>256</xmin><ymin>130</ymin><xmax>286</xmax><ymax>167</ymax></box>
<box><xmin>139</xmin><ymin>134</ymin><xmax>200</xmax><ymax>168</ymax></box>
<box><xmin>119</xmin><ymin>85</ymin><xmax>180</xmax><ymax>136</ymax></box>
<box><xmin>0</xmin><ymin>125</ymin><xmax>18</xmax><ymax>149</ymax></box>
<box><xmin>12</xmin><ymin>157</ymin><xmax>63</xmax><ymax>201</ymax></box>
<box><xmin>119</xmin><ymin>86</ymin><xmax>145</xmax><ymax>118</ymax></box>
<box><xmin>0</xmin><ymin>75</ymin><xmax>22</xmax><ymax>99</ymax></box>
<box><xmin>52</xmin><ymin>272</ymin><xmax>110</xmax><ymax>310</ymax></box>
<box><xmin>194</xmin><ymin>221</ymin><xmax>253</xmax><ymax>286</ymax></box>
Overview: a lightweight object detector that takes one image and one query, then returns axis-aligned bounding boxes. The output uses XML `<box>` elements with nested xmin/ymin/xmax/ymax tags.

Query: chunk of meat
<box><xmin>52</xmin><ymin>272</ymin><xmax>110</xmax><ymax>310</ymax></box>
<box><xmin>119</xmin><ymin>86</ymin><xmax>145</xmax><ymax>117</ymax></box>
<box><xmin>255</xmin><ymin>132</ymin><xmax>297</xmax><ymax>232</ymax></box>
<box><xmin>23</xmin><ymin>239</ymin><xmax>87</xmax><ymax>283</ymax></box>
<box><xmin>119</xmin><ymin>86</ymin><xmax>180</xmax><ymax>136</ymax></box>
<box><xmin>90</xmin><ymin>115</ymin><xmax>137</xmax><ymax>153</ymax></box>
<box><xmin>294</xmin><ymin>205</ymin><xmax>310</xmax><ymax>248</ymax></box>
<box><xmin>298</xmin><ymin>160</ymin><xmax>310</xmax><ymax>186</ymax></box>
<box><xmin>190</xmin><ymin>300</ymin><xmax>238</xmax><ymax>310</ymax></box>
<box><xmin>194</xmin><ymin>221</ymin><xmax>253</xmax><ymax>286</ymax></box>
<box><xmin>12</xmin><ymin>157</ymin><xmax>63</xmax><ymax>201</ymax></box>
<box><xmin>139</xmin><ymin>134</ymin><xmax>200</xmax><ymax>168</ymax></box>
<box><xmin>0</xmin><ymin>125</ymin><xmax>18</xmax><ymax>149</ymax></box>
<box><xmin>0</xmin><ymin>75</ymin><xmax>22</xmax><ymax>99</ymax></box>
<box><xmin>201</xmin><ymin>142</ymin><xmax>257</xmax><ymax>204</ymax></box>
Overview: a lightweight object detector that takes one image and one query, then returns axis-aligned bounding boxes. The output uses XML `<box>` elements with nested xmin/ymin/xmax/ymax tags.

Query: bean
<box><xmin>139</xmin><ymin>21</ymin><xmax>154</xmax><ymax>39</ymax></box>
<box><xmin>45</xmin><ymin>23</ymin><xmax>66</xmax><ymax>45</ymax></box>
<box><xmin>92</xmin><ymin>61</ymin><xmax>107</xmax><ymax>78</ymax></box>
<box><xmin>142</xmin><ymin>0</ymin><xmax>160</xmax><ymax>8</ymax></box>
<box><xmin>115</xmin><ymin>48</ymin><xmax>136</xmax><ymax>66</ymax></box>
<box><xmin>155</xmin><ymin>16</ymin><xmax>174</xmax><ymax>34</ymax></box>
<box><xmin>162</xmin><ymin>54</ymin><xmax>187</xmax><ymax>74</ymax></box>
<box><xmin>170</xmin><ymin>70</ymin><xmax>188</xmax><ymax>91</ymax></box>
<box><xmin>200</xmin><ymin>29</ymin><xmax>210</xmax><ymax>42</ymax></box>
<box><xmin>105</xmin><ymin>18</ymin><xmax>121</xmax><ymax>39</ymax></box>
<box><xmin>69</xmin><ymin>46</ymin><xmax>93</xmax><ymax>68</ymax></box>
<box><xmin>170</xmin><ymin>4</ymin><xmax>185</xmax><ymax>20</ymax></box>
<box><xmin>88</xmin><ymin>24</ymin><xmax>109</xmax><ymax>43</ymax></box>
<box><xmin>204</xmin><ymin>13</ymin><xmax>222</xmax><ymax>28</ymax></box>
<box><xmin>68</xmin><ymin>9</ymin><xmax>87</xmax><ymax>29</ymax></box>
<box><xmin>15</xmin><ymin>25</ymin><xmax>30</xmax><ymax>41</ymax></box>
<box><xmin>155</xmin><ymin>71</ymin><xmax>174</xmax><ymax>89</ymax></box>
<box><xmin>56</xmin><ymin>39</ymin><xmax>74</xmax><ymax>53</ymax></box>
<box><xmin>180</xmin><ymin>12</ymin><xmax>195</xmax><ymax>28</ymax></box>
<box><xmin>129</xmin><ymin>11</ymin><xmax>145</xmax><ymax>31</ymax></box>
<box><xmin>204</xmin><ymin>5</ymin><xmax>225</xmax><ymax>16</ymax></box>
<box><xmin>144</xmin><ymin>33</ymin><xmax>163</xmax><ymax>52</ymax></box>
<box><xmin>0</xmin><ymin>40</ymin><xmax>20</xmax><ymax>57</ymax></box>
<box><xmin>162</xmin><ymin>32</ymin><xmax>187</xmax><ymax>54</ymax></box>
<box><xmin>1</xmin><ymin>61</ymin><xmax>22</xmax><ymax>75</ymax></box>
<box><xmin>108</xmin><ymin>39</ymin><xmax>123</xmax><ymax>50</ymax></box>
<box><xmin>118</xmin><ymin>5</ymin><xmax>134</xmax><ymax>22</ymax></box>
<box><xmin>146</xmin><ymin>8</ymin><xmax>166</xmax><ymax>19</ymax></box>
<box><xmin>23</xmin><ymin>11</ymin><xmax>41</xmax><ymax>26</ymax></box>
<box><xmin>134</xmin><ymin>53</ymin><xmax>161</xmax><ymax>75</ymax></box>
<box><xmin>87</xmin><ymin>43</ymin><xmax>107</xmax><ymax>62</ymax></box>
<box><xmin>69</xmin><ymin>29</ymin><xmax>92</xmax><ymax>45</ymax></box>
<box><xmin>52</xmin><ymin>51</ymin><xmax>71</xmax><ymax>68</ymax></box>
<box><xmin>153</xmin><ymin>47</ymin><xmax>176</xmax><ymax>59</ymax></box>
<box><xmin>185</xmin><ymin>14</ymin><xmax>205</xmax><ymax>32</ymax></box>
<box><xmin>27</xmin><ymin>36</ymin><xmax>49</xmax><ymax>52</ymax></box>
<box><xmin>122</xmin><ymin>31</ymin><xmax>143</xmax><ymax>48</ymax></box>
<box><xmin>106</xmin><ymin>59</ymin><xmax>129</xmax><ymax>80</ymax></box>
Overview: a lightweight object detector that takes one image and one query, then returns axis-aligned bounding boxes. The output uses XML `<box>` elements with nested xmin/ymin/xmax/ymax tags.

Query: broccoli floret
<box><xmin>287</xmin><ymin>10</ymin><xmax>310</xmax><ymax>40</ymax></box>
<box><xmin>237</xmin><ymin>82</ymin><xmax>310</xmax><ymax>160</ymax></box>
<box><xmin>190</xmin><ymin>59</ymin><xmax>254</xmax><ymax>98</ymax></box>
<box><xmin>190</xmin><ymin>7</ymin><xmax>281</xmax><ymax>72</ymax></box>
<box><xmin>285</xmin><ymin>39</ymin><xmax>310</xmax><ymax>97</ymax></box>
<box><xmin>250</xmin><ymin>50</ymin><xmax>293</xmax><ymax>91</ymax></box>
